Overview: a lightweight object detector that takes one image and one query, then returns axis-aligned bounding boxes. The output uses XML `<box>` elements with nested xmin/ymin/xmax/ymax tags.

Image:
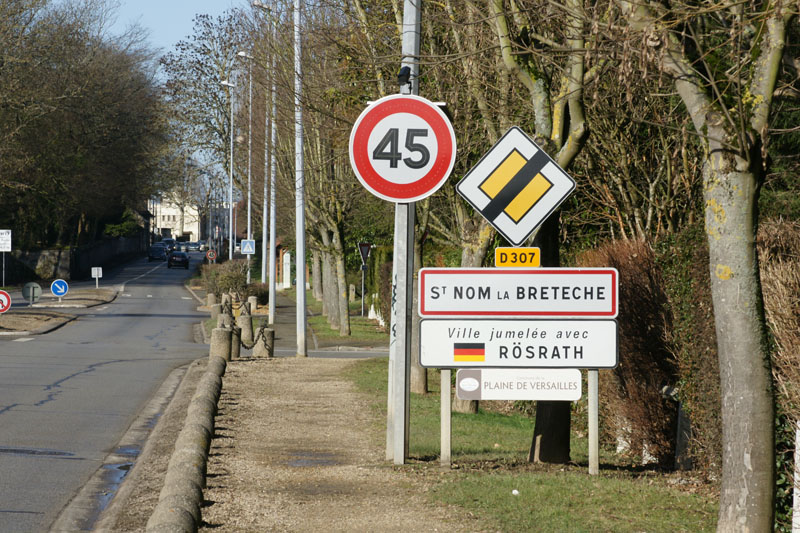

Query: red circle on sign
<box><xmin>0</xmin><ymin>290</ymin><xmax>10</xmax><ymax>313</ymax></box>
<box><xmin>206</xmin><ymin>250</ymin><xmax>217</xmax><ymax>261</ymax></box>
<box><xmin>349</xmin><ymin>94</ymin><xmax>456</xmax><ymax>202</ymax></box>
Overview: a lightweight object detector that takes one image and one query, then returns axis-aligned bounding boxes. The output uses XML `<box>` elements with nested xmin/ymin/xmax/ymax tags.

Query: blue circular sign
<box><xmin>50</xmin><ymin>279</ymin><xmax>69</xmax><ymax>297</ymax></box>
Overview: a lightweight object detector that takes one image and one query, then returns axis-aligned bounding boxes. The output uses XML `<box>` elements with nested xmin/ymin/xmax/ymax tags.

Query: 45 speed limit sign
<box><xmin>349</xmin><ymin>94</ymin><xmax>456</xmax><ymax>203</ymax></box>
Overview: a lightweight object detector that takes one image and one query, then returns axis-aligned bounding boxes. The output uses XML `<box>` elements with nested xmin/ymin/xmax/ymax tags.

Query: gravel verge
<box><xmin>198</xmin><ymin>357</ymin><xmax>486</xmax><ymax>532</ymax></box>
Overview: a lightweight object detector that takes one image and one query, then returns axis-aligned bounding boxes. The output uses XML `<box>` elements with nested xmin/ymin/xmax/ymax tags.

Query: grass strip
<box><xmin>343</xmin><ymin>358</ymin><xmax>717</xmax><ymax>532</ymax></box>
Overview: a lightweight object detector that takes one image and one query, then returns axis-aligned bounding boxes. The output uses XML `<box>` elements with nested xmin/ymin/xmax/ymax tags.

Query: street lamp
<box><xmin>237</xmin><ymin>51</ymin><xmax>255</xmax><ymax>283</ymax></box>
<box><xmin>220</xmin><ymin>79</ymin><xmax>236</xmax><ymax>261</ymax></box>
<box><xmin>253</xmin><ymin>0</ymin><xmax>278</xmax><ymax>324</ymax></box>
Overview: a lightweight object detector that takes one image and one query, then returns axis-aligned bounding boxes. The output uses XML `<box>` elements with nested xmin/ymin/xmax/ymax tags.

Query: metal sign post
<box><xmin>358</xmin><ymin>243</ymin><xmax>371</xmax><ymax>317</ymax></box>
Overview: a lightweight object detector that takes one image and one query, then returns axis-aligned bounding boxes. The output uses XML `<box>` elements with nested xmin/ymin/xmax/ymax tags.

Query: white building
<box><xmin>154</xmin><ymin>195</ymin><xmax>201</xmax><ymax>242</ymax></box>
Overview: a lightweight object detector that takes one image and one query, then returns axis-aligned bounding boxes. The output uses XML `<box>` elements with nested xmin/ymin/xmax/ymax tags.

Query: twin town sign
<box><xmin>418</xmin><ymin>268</ymin><xmax>619</xmax><ymax>369</ymax></box>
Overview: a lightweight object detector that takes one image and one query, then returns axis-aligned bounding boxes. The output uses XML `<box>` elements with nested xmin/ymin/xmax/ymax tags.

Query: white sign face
<box><xmin>0</xmin><ymin>230</ymin><xmax>11</xmax><ymax>252</ymax></box>
<box><xmin>456</xmin><ymin>127</ymin><xmax>576</xmax><ymax>246</ymax></box>
<box><xmin>349</xmin><ymin>94</ymin><xmax>456</xmax><ymax>203</ymax></box>
<box><xmin>456</xmin><ymin>368</ymin><xmax>582</xmax><ymax>401</ymax></box>
<box><xmin>419</xmin><ymin>267</ymin><xmax>618</xmax><ymax>318</ymax></box>
<box><xmin>91</xmin><ymin>267</ymin><xmax>103</xmax><ymax>278</ymax></box>
<box><xmin>241</xmin><ymin>239</ymin><xmax>256</xmax><ymax>255</ymax></box>
<box><xmin>419</xmin><ymin>319</ymin><xmax>618</xmax><ymax>369</ymax></box>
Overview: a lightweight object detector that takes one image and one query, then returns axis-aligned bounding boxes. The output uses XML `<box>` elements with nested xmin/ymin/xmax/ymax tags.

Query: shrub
<box><xmin>248</xmin><ymin>282</ymin><xmax>270</xmax><ymax>306</ymax></box>
<box><xmin>655</xmin><ymin>224</ymin><xmax>721</xmax><ymax>478</ymax></box>
<box><xmin>578</xmin><ymin>238</ymin><xmax>678</xmax><ymax>467</ymax></box>
<box><xmin>200</xmin><ymin>260</ymin><xmax>248</xmax><ymax>300</ymax></box>
<box><xmin>757</xmin><ymin>218</ymin><xmax>800</xmax><ymax>530</ymax></box>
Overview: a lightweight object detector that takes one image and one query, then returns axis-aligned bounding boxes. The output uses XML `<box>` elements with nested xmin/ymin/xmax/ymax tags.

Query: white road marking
<box><xmin>181</xmin><ymin>297</ymin><xmax>191</xmax><ymax>300</ymax></box>
<box><xmin>147</xmin><ymin>295</ymin><xmax>153</xmax><ymax>298</ymax></box>
<box><xmin>122</xmin><ymin>294</ymin><xmax>131</xmax><ymax>297</ymax></box>
<box><xmin>14</xmin><ymin>338</ymin><xmax>34</xmax><ymax>342</ymax></box>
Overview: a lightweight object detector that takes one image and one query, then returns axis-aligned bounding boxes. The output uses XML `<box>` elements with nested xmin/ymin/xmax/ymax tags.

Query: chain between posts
<box><xmin>219</xmin><ymin>297</ymin><xmax>270</xmax><ymax>352</ymax></box>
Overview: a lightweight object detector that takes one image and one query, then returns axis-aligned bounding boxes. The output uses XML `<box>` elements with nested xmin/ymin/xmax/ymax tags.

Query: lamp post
<box><xmin>237</xmin><ymin>51</ymin><xmax>254</xmax><ymax>283</ymax></box>
<box><xmin>220</xmin><ymin>79</ymin><xmax>236</xmax><ymax>261</ymax></box>
<box><xmin>253</xmin><ymin>0</ymin><xmax>279</xmax><ymax>324</ymax></box>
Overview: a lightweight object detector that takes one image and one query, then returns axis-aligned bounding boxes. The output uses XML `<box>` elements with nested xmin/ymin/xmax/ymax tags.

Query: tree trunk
<box><xmin>312</xmin><ymin>249</ymin><xmax>323</xmax><ymax>301</ymax></box>
<box><xmin>704</xmin><ymin>162</ymin><xmax>774</xmax><ymax>531</ymax></box>
<box><xmin>530</xmin><ymin>214</ymin><xmax>571</xmax><ymax>464</ymax></box>
<box><xmin>332</xmin><ymin>227</ymin><xmax>351</xmax><ymax>336</ymax></box>
<box><xmin>452</xmin><ymin>223</ymin><xmax>492</xmax><ymax>413</ymax></box>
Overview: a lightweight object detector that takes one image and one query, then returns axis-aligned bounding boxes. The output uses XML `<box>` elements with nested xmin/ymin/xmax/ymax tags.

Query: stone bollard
<box><xmin>217</xmin><ymin>313</ymin><xmax>231</xmax><ymax>328</ymax></box>
<box><xmin>210</xmin><ymin>303</ymin><xmax>221</xmax><ymax>322</ymax></box>
<box><xmin>248</xmin><ymin>295</ymin><xmax>258</xmax><ymax>312</ymax></box>
<box><xmin>237</xmin><ymin>312</ymin><xmax>253</xmax><ymax>346</ymax></box>
<box><xmin>349</xmin><ymin>284</ymin><xmax>356</xmax><ymax>303</ymax></box>
<box><xmin>252</xmin><ymin>327</ymin><xmax>268</xmax><ymax>358</ymax></box>
<box><xmin>221</xmin><ymin>292</ymin><xmax>231</xmax><ymax>309</ymax></box>
<box><xmin>230</xmin><ymin>326</ymin><xmax>241</xmax><ymax>360</ymax></box>
<box><xmin>207</xmin><ymin>293</ymin><xmax>217</xmax><ymax>307</ymax></box>
<box><xmin>209</xmin><ymin>328</ymin><xmax>232</xmax><ymax>362</ymax></box>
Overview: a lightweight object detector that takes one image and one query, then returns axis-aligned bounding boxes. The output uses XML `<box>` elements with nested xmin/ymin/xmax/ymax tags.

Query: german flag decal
<box><xmin>454</xmin><ymin>343</ymin><xmax>485</xmax><ymax>362</ymax></box>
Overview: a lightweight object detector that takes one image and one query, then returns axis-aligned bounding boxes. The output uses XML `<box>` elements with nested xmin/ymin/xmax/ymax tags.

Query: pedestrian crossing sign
<box><xmin>241</xmin><ymin>239</ymin><xmax>256</xmax><ymax>255</ymax></box>
<box><xmin>456</xmin><ymin>127</ymin><xmax>575</xmax><ymax>246</ymax></box>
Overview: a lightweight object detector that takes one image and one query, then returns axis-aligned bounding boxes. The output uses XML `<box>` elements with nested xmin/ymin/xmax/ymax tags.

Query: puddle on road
<box><xmin>286</xmin><ymin>450</ymin><xmax>341</xmax><ymax>468</ymax></box>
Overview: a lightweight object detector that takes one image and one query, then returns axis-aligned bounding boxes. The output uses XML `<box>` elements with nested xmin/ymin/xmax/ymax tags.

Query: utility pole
<box><xmin>294</xmin><ymin>0</ymin><xmax>307</xmax><ymax>357</ymax></box>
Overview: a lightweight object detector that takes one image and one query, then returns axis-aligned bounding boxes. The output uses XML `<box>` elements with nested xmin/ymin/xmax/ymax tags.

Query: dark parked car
<box><xmin>167</xmin><ymin>251</ymin><xmax>190</xmax><ymax>269</ymax></box>
<box><xmin>148</xmin><ymin>245</ymin><xmax>167</xmax><ymax>262</ymax></box>
<box><xmin>186</xmin><ymin>241</ymin><xmax>201</xmax><ymax>251</ymax></box>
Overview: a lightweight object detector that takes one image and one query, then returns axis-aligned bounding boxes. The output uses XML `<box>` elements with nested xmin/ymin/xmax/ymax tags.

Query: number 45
<box><xmin>372</xmin><ymin>128</ymin><xmax>430</xmax><ymax>169</ymax></box>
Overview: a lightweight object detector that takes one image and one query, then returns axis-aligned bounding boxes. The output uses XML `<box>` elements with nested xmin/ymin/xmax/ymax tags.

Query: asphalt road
<box><xmin>0</xmin><ymin>253</ymin><xmax>206</xmax><ymax>532</ymax></box>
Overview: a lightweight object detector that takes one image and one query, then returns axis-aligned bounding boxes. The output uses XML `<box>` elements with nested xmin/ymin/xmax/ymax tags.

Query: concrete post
<box><xmin>230</xmin><ymin>326</ymin><xmax>241</xmax><ymax>360</ymax></box>
<box><xmin>221</xmin><ymin>293</ymin><xmax>231</xmax><ymax>308</ymax></box>
<box><xmin>209</xmin><ymin>328</ymin><xmax>232</xmax><ymax>362</ymax></box>
<box><xmin>207</xmin><ymin>293</ymin><xmax>217</xmax><ymax>307</ymax></box>
<box><xmin>217</xmin><ymin>314</ymin><xmax>231</xmax><ymax>329</ymax></box>
<box><xmin>237</xmin><ymin>312</ymin><xmax>253</xmax><ymax>346</ymax></box>
<box><xmin>253</xmin><ymin>327</ymin><xmax>269</xmax><ymax>358</ymax></box>
<box><xmin>247</xmin><ymin>295</ymin><xmax>258</xmax><ymax>312</ymax></box>
<box><xmin>264</xmin><ymin>328</ymin><xmax>274</xmax><ymax>357</ymax></box>
<box><xmin>210</xmin><ymin>304</ymin><xmax>221</xmax><ymax>322</ymax></box>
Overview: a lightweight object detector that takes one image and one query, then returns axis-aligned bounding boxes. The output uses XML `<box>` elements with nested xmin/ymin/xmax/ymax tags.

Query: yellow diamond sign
<box><xmin>457</xmin><ymin>127</ymin><xmax>575</xmax><ymax>246</ymax></box>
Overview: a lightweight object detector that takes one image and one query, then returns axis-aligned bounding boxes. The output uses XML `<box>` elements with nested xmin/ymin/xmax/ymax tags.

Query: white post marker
<box><xmin>92</xmin><ymin>267</ymin><xmax>103</xmax><ymax>289</ymax></box>
<box><xmin>0</xmin><ymin>229</ymin><xmax>10</xmax><ymax>287</ymax></box>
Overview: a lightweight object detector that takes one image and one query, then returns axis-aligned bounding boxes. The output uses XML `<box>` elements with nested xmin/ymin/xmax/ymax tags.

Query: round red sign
<box><xmin>349</xmin><ymin>94</ymin><xmax>456</xmax><ymax>203</ymax></box>
<box><xmin>0</xmin><ymin>290</ymin><xmax>10</xmax><ymax>313</ymax></box>
<box><xmin>206</xmin><ymin>250</ymin><xmax>217</xmax><ymax>261</ymax></box>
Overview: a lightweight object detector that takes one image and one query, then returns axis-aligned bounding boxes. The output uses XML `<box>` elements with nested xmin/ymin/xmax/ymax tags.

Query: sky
<box><xmin>107</xmin><ymin>0</ymin><xmax>245</xmax><ymax>55</ymax></box>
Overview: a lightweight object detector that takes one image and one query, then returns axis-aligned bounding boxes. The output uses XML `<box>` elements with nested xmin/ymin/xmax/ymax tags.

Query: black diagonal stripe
<box><xmin>481</xmin><ymin>149</ymin><xmax>551</xmax><ymax>221</ymax></box>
